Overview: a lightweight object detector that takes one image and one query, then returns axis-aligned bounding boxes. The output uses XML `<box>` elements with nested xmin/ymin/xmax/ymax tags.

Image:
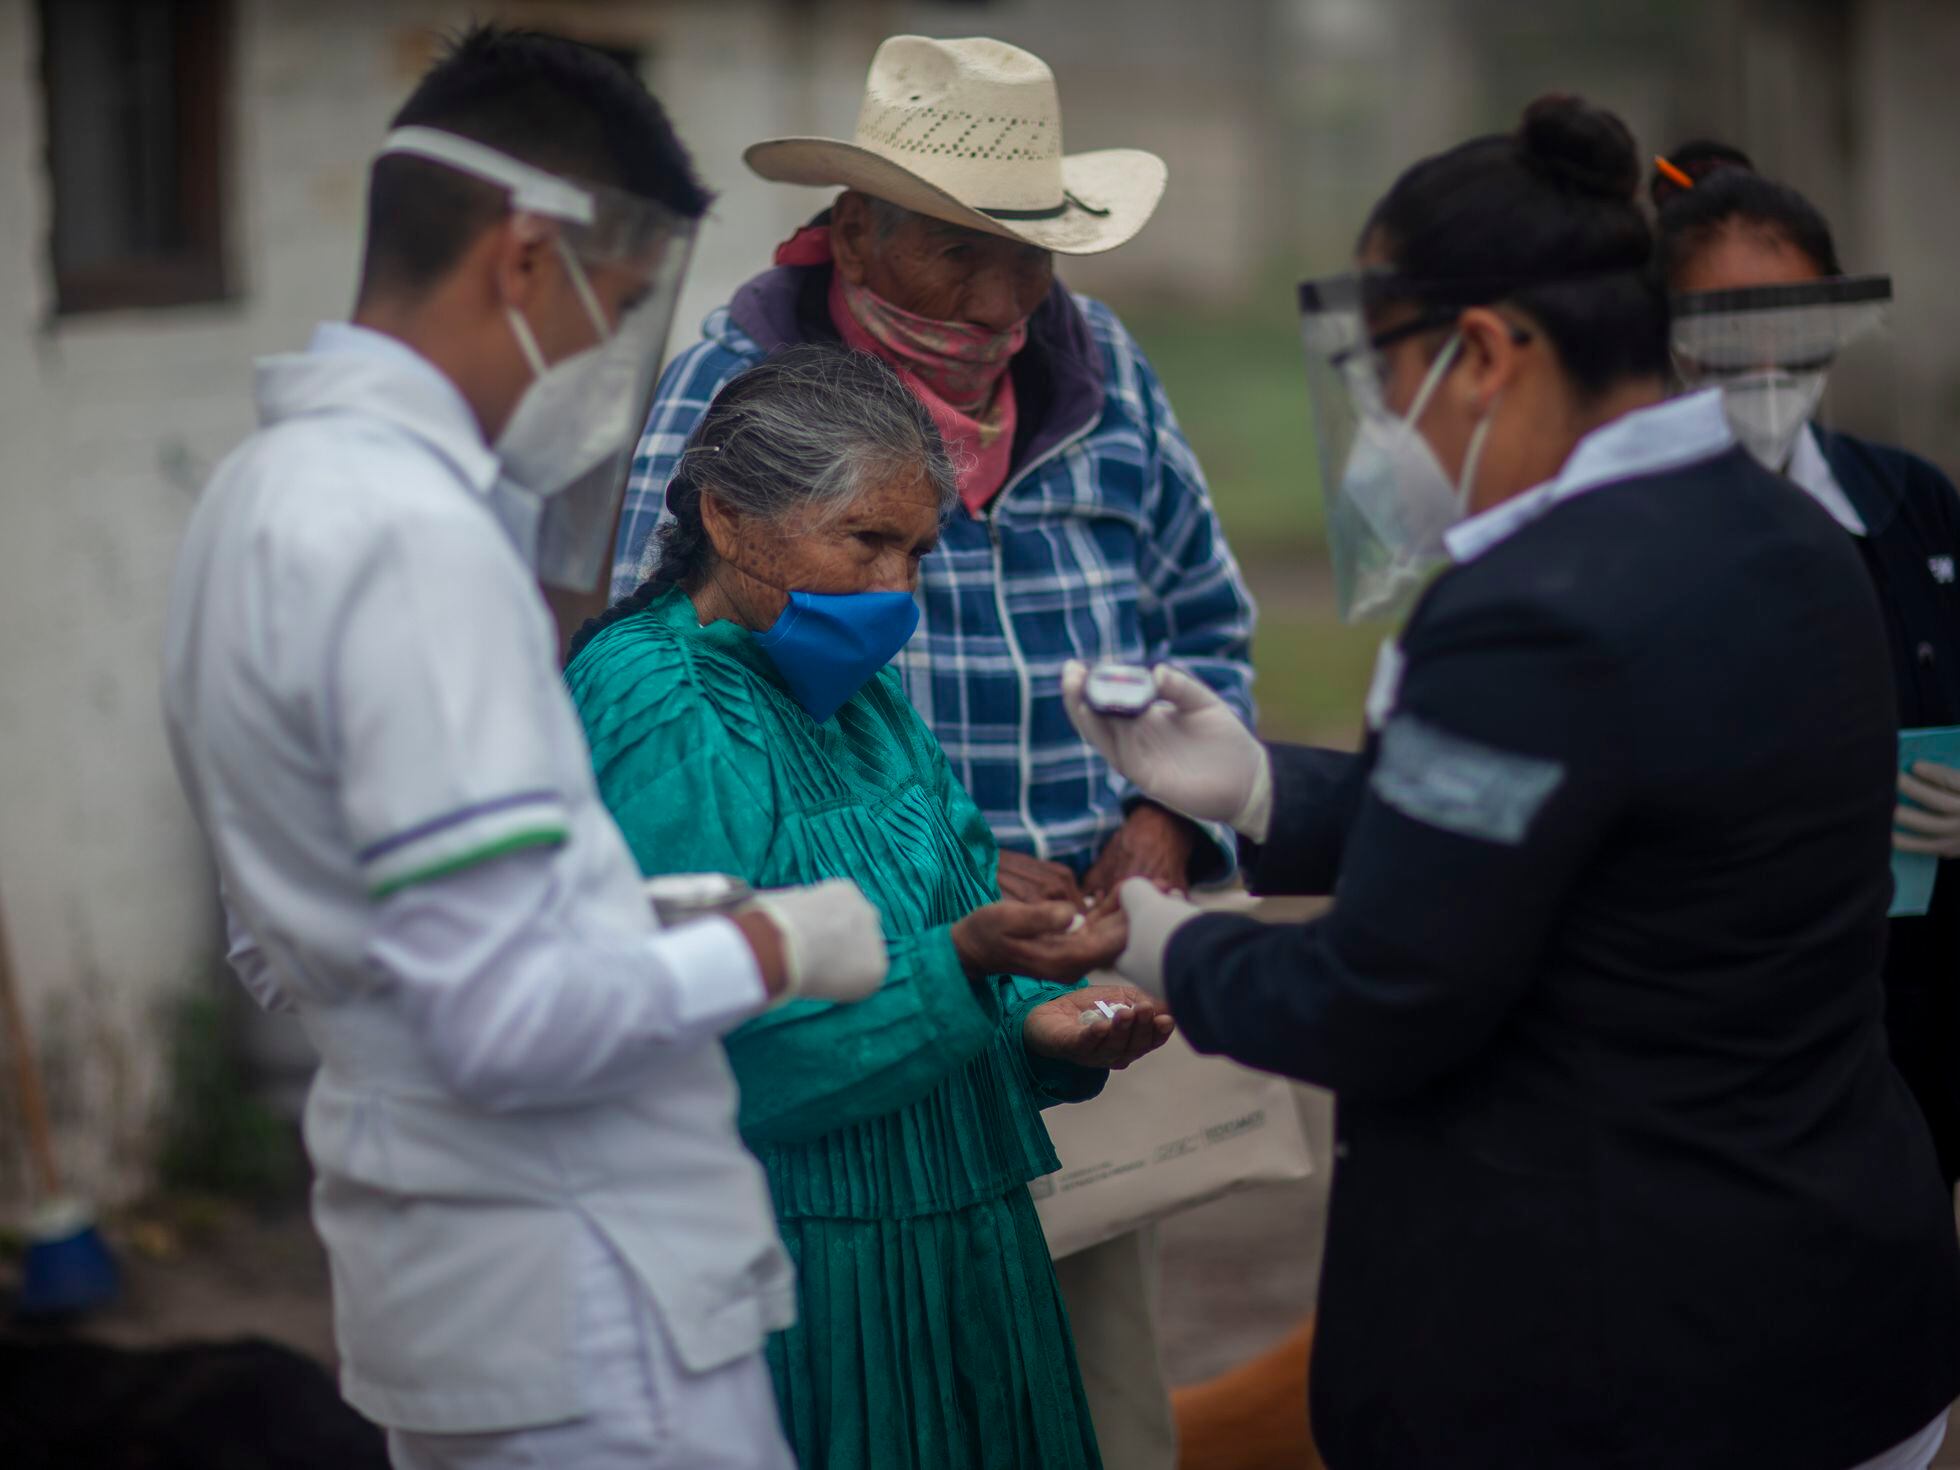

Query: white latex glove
<box><xmin>1113</xmin><ymin>876</ymin><xmax>1204</xmax><ymax>1000</ymax></box>
<box><xmin>1061</xmin><ymin>661</ymin><xmax>1274</xmax><ymax>842</ymax></box>
<box><xmin>1896</xmin><ymin>761</ymin><xmax>1960</xmax><ymax>857</ymax></box>
<box><xmin>744</xmin><ymin>879</ymin><xmax>890</xmax><ymax>1003</ymax></box>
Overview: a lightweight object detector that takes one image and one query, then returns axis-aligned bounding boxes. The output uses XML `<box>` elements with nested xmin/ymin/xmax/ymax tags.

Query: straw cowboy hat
<box><xmin>744</xmin><ymin>35</ymin><xmax>1167</xmax><ymax>256</ymax></box>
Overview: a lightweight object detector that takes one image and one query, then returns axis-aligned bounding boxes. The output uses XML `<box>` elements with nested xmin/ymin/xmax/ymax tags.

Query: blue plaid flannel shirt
<box><xmin>613</xmin><ymin>293</ymin><xmax>1257</xmax><ymax>877</ymax></box>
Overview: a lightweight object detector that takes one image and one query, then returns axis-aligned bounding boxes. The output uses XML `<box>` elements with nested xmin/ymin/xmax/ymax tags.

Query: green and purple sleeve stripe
<box><xmin>359</xmin><ymin>790</ymin><xmax>569</xmax><ymax>899</ymax></box>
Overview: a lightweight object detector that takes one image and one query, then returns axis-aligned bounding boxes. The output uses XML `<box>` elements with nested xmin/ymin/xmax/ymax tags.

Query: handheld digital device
<box><xmin>645</xmin><ymin>873</ymin><xmax>754</xmax><ymax>926</ymax></box>
<box><xmin>1084</xmin><ymin>662</ymin><xmax>1157</xmax><ymax>718</ymax></box>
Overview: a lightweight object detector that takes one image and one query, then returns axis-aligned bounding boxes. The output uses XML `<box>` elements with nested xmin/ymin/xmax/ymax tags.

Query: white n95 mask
<box><xmin>1300</xmin><ymin>271</ymin><xmax>1502</xmax><ymax>624</ymax></box>
<box><xmin>1670</xmin><ymin>275</ymin><xmax>1893</xmax><ymax>476</ymax></box>
<box><xmin>1331</xmin><ymin>340</ymin><xmax>1462</xmax><ymax>619</ymax></box>
<box><xmin>373</xmin><ymin>126</ymin><xmax>697</xmax><ymax>591</ymax></box>
<box><xmin>1718</xmin><ymin>368</ymin><xmax>1828</xmax><ymax>472</ymax></box>
<box><xmin>492</xmin><ymin>237</ymin><xmax>674</xmax><ymax>589</ymax></box>
<box><xmin>1323</xmin><ymin>332</ymin><xmax>1494</xmax><ymax>622</ymax></box>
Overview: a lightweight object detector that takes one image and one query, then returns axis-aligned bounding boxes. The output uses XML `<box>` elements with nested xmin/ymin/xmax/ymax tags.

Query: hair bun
<box><xmin>1517</xmin><ymin>94</ymin><xmax>1640</xmax><ymax>201</ymax></box>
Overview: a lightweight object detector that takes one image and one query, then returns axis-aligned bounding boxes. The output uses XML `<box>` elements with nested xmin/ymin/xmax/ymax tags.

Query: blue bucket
<box><xmin>15</xmin><ymin>1199</ymin><xmax>119</xmax><ymax>1319</ymax></box>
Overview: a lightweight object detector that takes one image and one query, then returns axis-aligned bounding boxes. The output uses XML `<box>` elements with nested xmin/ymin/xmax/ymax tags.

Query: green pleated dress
<box><xmin>565</xmin><ymin>586</ymin><xmax>1105</xmax><ymax>1470</ymax></box>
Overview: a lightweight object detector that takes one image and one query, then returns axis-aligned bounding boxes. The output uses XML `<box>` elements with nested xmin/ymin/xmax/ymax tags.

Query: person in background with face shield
<box><xmin>1065</xmin><ymin>95</ymin><xmax>1960</xmax><ymax>1470</ymax></box>
<box><xmin>161</xmin><ymin>29</ymin><xmax>893</xmax><ymax>1470</ymax></box>
<box><xmin>1655</xmin><ymin>143</ymin><xmax>1960</xmax><ymax>1193</ymax></box>
<box><xmin>566</xmin><ymin>345</ymin><xmax>1173</xmax><ymax>1470</ymax></box>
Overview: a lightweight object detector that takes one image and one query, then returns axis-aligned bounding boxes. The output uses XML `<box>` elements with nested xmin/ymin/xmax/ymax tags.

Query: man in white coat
<box><xmin>161</xmin><ymin>28</ymin><xmax>889</xmax><ymax>1470</ymax></box>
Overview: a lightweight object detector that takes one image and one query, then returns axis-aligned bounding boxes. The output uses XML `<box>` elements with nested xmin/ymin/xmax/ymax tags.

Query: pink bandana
<box><xmin>773</xmin><ymin>225</ymin><xmax>1026</xmax><ymax>514</ymax></box>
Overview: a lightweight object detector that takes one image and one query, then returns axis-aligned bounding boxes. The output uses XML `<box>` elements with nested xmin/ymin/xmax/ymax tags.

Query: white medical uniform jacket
<box><xmin>161</xmin><ymin>324</ymin><xmax>795</xmax><ymax>1433</ymax></box>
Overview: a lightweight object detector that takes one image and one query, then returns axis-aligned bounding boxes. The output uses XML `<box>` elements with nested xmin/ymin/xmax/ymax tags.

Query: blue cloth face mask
<box><xmin>752</xmin><ymin>589</ymin><xmax>921</xmax><ymax>723</ymax></box>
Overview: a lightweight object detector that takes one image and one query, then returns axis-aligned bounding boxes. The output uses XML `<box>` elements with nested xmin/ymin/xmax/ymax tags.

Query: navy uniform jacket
<box><xmin>1820</xmin><ymin>426</ymin><xmax>1960</xmax><ymax>1183</ymax></box>
<box><xmin>1167</xmin><ymin>397</ymin><xmax>1960</xmax><ymax>1470</ymax></box>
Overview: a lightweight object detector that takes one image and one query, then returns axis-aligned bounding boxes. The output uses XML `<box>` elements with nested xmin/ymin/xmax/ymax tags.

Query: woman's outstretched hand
<box><xmin>952</xmin><ymin>896</ymin><xmax>1126</xmax><ymax>984</ymax></box>
<box><xmin>1023</xmin><ymin>983</ymin><xmax>1175</xmax><ymax>1070</ymax></box>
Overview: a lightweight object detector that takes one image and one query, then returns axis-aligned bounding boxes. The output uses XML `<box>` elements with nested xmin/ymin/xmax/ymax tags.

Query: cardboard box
<box><xmin>1033</xmin><ymin>894</ymin><xmax>1317</xmax><ymax>1258</ymax></box>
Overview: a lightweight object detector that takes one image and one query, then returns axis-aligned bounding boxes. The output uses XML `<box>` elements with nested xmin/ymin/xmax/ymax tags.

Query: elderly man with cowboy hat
<box><xmin>610</xmin><ymin>34</ymin><xmax>1257</xmax><ymax>1468</ymax></box>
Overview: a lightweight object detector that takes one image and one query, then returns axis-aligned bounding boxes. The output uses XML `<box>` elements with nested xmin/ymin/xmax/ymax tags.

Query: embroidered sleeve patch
<box><xmin>1370</xmin><ymin>714</ymin><xmax>1567</xmax><ymax>846</ymax></box>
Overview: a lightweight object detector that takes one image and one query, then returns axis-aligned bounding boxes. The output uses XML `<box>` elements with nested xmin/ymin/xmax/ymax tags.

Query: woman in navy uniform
<box><xmin>1066</xmin><ymin>97</ymin><xmax>1960</xmax><ymax>1470</ymax></box>
<box><xmin>1655</xmin><ymin>141</ymin><xmax>1960</xmax><ymax>1190</ymax></box>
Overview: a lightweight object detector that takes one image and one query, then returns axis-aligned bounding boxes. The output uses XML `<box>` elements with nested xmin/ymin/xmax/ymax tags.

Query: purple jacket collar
<box><xmin>726</xmin><ymin>258</ymin><xmax>1107</xmax><ymax>481</ymax></box>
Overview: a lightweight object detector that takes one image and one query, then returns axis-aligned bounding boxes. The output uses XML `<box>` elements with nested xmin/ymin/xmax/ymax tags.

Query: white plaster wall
<box><xmin>0</xmin><ymin>0</ymin><xmax>947</xmax><ymax>1210</ymax></box>
<box><xmin>0</xmin><ymin>0</ymin><xmax>486</xmax><ymax>1208</ymax></box>
<box><xmin>0</xmin><ymin>0</ymin><xmax>909</xmax><ymax>1210</ymax></box>
<box><xmin>648</xmin><ymin>1</ymin><xmax>898</xmax><ymax>361</ymax></box>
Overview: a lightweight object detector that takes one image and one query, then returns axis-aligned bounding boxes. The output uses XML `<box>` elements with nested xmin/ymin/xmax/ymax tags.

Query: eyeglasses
<box><xmin>1332</xmin><ymin>312</ymin><xmax>1534</xmax><ymax>390</ymax></box>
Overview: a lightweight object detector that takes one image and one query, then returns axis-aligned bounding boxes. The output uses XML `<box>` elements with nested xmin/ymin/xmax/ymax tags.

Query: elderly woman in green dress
<box><xmin>565</xmin><ymin>344</ymin><xmax>1172</xmax><ymax>1470</ymax></box>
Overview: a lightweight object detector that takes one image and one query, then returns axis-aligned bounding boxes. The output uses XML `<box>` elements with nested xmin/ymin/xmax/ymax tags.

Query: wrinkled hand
<box><xmin>1083</xmin><ymin>803</ymin><xmax>1198</xmax><ymax>899</ymax></box>
<box><xmin>952</xmin><ymin>898</ymin><xmax>1127</xmax><ymax>985</ymax></box>
<box><xmin>1023</xmin><ymin>983</ymin><xmax>1175</xmax><ymax>1070</ymax></box>
<box><xmin>1896</xmin><ymin>761</ymin><xmax>1960</xmax><ymax>857</ymax></box>
<box><xmin>1112</xmin><ymin>878</ymin><xmax>1205</xmax><ymax>1000</ymax></box>
<box><xmin>998</xmin><ymin>850</ymin><xmax>1087</xmax><ymax>908</ymax></box>
<box><xmin>1061</xmin><ymin>662</ymin><xmax>1273</xmax><ymax>841</ymax></box>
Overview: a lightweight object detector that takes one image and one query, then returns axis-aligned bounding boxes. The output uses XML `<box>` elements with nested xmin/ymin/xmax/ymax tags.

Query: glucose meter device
<box><xmin>1084</xmin><ymin>663</ymin><xmax>1156</xmax><ymax>718</ymax></box>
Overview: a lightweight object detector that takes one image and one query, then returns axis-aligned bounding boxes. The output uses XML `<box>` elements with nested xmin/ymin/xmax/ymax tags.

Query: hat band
<box><xmin>980</xmin><ymin>190</ymin><xmax>1111</xmax><ymax>222</ymax></box>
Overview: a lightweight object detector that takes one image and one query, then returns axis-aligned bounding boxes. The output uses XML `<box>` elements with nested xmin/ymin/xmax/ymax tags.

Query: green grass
<box><xmin>158</xmin><ymin>987</ymin><xmax>304</xmax><ymax>1205</ymax></box>
<box><xmin>1116</xmin><ymin>301</ymin><xmax>1325</xmax><ymax>552</ymax></box>
<box><xmin>1247</xmin><ymin>596</ymin><xmax>1381</xmax><ymax>747</ymax></box>
<box><xmin>1111</xmin><ymin>297</ymin><xmax>1374</xmax><ymax>744</ymax></box>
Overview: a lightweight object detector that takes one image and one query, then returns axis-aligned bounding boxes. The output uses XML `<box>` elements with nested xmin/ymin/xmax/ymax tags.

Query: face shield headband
<box><xmin>377</xmin><ymin>126</ymin><xmax>691</xmax><ymax>266</ymax></box>
<box><xmin>1669</xmin><ymin>274</ymin><xmax>1893</xmax><ymax>378</ymax></box>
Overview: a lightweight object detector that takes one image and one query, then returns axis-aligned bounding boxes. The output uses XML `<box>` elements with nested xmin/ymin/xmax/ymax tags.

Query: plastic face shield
<box><xmin>1671</xmin><ymin>276</ymin><xmax>1892</xmax><ymax>480</ymax></box>
<box><xmin>1298</xmin><ymin>271</ymin><xmax>1465</xmax><ymax>622</ymax></box>
<box><xmin>375</xmin><ymin>127</ymin><xmax>699</xmax><ymax>591</ymax></box>
<box><xmin>1670</xmin><ymin>275</ymin><xmax>1892</xmax><ymax>381</ymax></box>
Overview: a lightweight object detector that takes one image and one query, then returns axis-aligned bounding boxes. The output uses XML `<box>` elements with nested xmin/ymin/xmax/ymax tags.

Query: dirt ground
<box><xmin>0</xmin><ymin>1094</ymin><xmax>1332</xmax><ymax>1389</ymax></box>
<box><xmin>10</xmin><ymin>892</ymin><xmax>1960</xmax><ymax>1462</ymax></box>
<box><xmin>6</xmin><ymin>1196</ymin><xmax>339</xmax><ymax>1367</ymax></box>
<box><xmin>1157</xmin><ymin>1091</ymin><xmax>1332</xmax><ymax>1387</ymax></box>
<box><xmin>10</xmin><ymin>1087</ymin><xmax>1960</xmax><ymax>1466</ymax></box>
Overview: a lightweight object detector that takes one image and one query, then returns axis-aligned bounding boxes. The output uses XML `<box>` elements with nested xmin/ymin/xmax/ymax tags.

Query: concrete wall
<box><xmin>1663</xmin><ymin>0</ymin><xmax>1960</xmax><ymax>477</ymax></box>
<box><xmin>1852</xmin><ymin>0</ymin><xmax>1960</xmax><ymax>476</ymax></box>
<box><xmin>651</xmin><ymin>0</ymin><xmax>1283</xmax><ymax>321</ymax></box>
<box><xmin>648</xmin><ymin>1</ymin><xmax>898</xmax><ymax>366</ymax></box>
<box><xmin>0</xmin><ymin>0</ymin><xmax>499</xmax><ymax>1207</ymax></box>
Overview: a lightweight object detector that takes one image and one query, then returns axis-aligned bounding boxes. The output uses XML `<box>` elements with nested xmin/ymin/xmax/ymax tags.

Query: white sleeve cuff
<box><xmin>645</xmin><ymin>915</ymin><xmax>768</xmax><ymax>1036</ymax></box>
<box><xmin>1234</xmin><ymin>747</ymin><xmax>1275</xmax><ymax>846</ymax></box>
